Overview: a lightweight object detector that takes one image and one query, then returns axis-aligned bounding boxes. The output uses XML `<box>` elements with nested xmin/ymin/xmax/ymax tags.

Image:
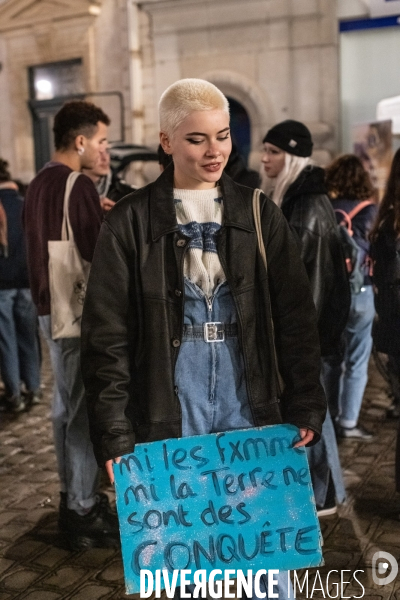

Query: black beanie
<box><xmin>263</xmin><ymin>120</ymin><xmax>313</xmax><ymax>157</ymax></box>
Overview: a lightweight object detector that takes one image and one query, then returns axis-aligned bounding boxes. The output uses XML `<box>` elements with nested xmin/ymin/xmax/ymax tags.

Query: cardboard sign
<box><xmin>113</xmin><ymin>424</ymin><xmax>323</xmax><ymax>595</ymax></box>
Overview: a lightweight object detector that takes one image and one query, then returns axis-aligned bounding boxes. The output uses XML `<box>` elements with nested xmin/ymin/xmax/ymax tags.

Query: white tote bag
<box><xmin>48</xmin><ymin>171</ymin><xmax>91</xmax><ymax>339</ymax></box>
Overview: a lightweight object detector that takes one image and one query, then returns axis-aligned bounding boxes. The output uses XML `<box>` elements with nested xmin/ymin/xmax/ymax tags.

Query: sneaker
<box><xmin>24</xmin><ymin>390</ymin><xmax>42</xmax><ymax>408</ymax></box>
<box><xmin>62</xmin><ymin>493</ymin><xmax>120</xmax><ymax>551</ymax></box>
<box><xmin>386</xmin><ymin>401</ymin><xmax>400</xmax><ymax>419</ymax></box>
<box><xmin>317</xmin><ymin>472</ymin><xmax>337</xmax><ymax>517</ymax></box>
<box><xmin>317</xmin><ymin>501</ymin><xmax>337</xmax><ymax>517</ymax></box>
<box><xmin>337</xmin><ymin>425</ymin><xmax>373</xmax><ymax>440</ymax></box>
<box><xmin>0</xmin><ymin>395</ymin><xmax>26</xmax><ymax>413</ymax></box>
<box><xmin>58</xmin><ymin>491</ymin><xmax>116</xmax><ymax>531</ymax></box>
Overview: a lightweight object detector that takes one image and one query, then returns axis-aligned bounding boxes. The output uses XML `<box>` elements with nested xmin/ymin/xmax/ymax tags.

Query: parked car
<box><xmin>109</xmin><ymin>143</ymin><xmax>160</xmax><ymax>189</ymax></box>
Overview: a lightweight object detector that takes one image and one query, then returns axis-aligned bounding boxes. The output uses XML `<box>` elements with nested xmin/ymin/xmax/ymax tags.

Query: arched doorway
<box><xmin>227</xmin><ymin>97</ymin><xmax>251</xmax><ymax>165</ymax></box>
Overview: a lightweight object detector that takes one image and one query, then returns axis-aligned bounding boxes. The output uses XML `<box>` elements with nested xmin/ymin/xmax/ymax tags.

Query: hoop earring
<box><xmin>78</xmin><ymin>147</ymin><xmax>84</xmax><ymax>156</ymax></box>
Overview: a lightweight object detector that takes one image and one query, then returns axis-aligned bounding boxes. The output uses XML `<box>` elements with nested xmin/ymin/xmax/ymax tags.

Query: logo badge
<box><xmin>372</xmin><ymin>551</ymin><xmax>398</xmax><ymax>585</ymax></box>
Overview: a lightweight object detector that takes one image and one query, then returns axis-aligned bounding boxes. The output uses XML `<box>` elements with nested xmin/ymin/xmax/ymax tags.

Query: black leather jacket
<box><xmin>81</xmin><ymin>167</ymin><xmax>326</xmax><ymax>465</ymax></box>
<box><xmin>281</xmin><ymin>166</ymin><xmax>350</xmax><ymax>357</ymax></box>
<box><xmin>371</xmin><ymin>214</ymin><xmax>400</xmax><ymax>356</ymax></box>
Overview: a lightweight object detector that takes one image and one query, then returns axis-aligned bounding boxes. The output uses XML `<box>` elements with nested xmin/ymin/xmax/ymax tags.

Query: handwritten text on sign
<box><xmin>113</xmin><ymin>424</ymin><xmax>323</xmax><ymax>595</ymax></box>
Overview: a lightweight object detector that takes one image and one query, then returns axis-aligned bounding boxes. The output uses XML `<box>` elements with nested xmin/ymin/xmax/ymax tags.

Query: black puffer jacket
<box><xmin>81</xmin><ymin>167</ymin><xmax>326</xmax><ymax>466</ymax></box>
<box><xmin>371</xmin><ymin>214</ymin><xmax>400</xmax><ymax>356</ymax></box>
<box><xmin>281</xmin><ymin>166</ymin><xmax>351</xmax><ymax>356</ymax></box>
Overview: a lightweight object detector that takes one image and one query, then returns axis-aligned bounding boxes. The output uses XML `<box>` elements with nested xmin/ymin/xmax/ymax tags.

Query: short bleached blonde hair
<box><xmin>159</xmin><ymin>78</ymin><xmax>229</xmax><ymax>137</ymax></box>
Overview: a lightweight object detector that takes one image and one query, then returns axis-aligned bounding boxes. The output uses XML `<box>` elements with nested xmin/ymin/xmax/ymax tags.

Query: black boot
<box><xmin>60</xmin><ymin>492</ymin><xmax>120</xmax><ymax>550</ymax></box>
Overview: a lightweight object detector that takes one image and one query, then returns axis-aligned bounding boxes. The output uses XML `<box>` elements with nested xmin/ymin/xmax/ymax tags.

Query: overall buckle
<box><xmin>204</xmin><ymin>322</ymin><xmax>225</xmax><ymax>343</ymax></box>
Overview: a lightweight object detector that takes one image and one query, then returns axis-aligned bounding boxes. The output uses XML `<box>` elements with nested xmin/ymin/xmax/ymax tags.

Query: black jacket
<box><xmin>281</xmin><ymin>166</ymin><xmax>351</xmax><ymax>356</ymax></box>
<box><xmin>224</xmin><ymin>146</ymin><xmax>260</xmax><ymax>189</ymax></box>
<box><xmin>81</xmin><ymin>167</ymin><xmax>326</xmax><ymax>466</ymax></box>
<box><xmin>0</xmin><ymin>188</ymin><xmax>30</xmax><ymax>289</ymax></box>
<box><xmin>371</xmin><ymin>214</ymin><xmax>400</xmax><ymax>356</ymax></box>
<box><xmin>108</xmin><ymin>174</ymin><xmax>136</xmax><ymax>203</ymax></box>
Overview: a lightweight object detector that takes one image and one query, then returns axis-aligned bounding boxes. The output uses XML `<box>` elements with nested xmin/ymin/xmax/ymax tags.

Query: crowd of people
<box><xmin>0</xmin><ymin>78</ymin><xmax>399</xmax><ymax>597</ymax></box>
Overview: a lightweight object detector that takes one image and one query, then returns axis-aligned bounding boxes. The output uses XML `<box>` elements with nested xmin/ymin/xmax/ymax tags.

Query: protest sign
<box><xmin>113</xmin><ymin>424</ymin><xmax>323</xmax><ymax>595</ymax></box>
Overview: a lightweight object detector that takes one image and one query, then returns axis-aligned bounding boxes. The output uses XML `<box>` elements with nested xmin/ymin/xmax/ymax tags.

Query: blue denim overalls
<box><xmin>173</xmin><ymin>277</ymin><xmax>292</xmax><ymax>600</ymax></box>
<box><xmin>175</xmin><ymin>278</ymin><xmax>254</xmax><ymax>436</ymax></box>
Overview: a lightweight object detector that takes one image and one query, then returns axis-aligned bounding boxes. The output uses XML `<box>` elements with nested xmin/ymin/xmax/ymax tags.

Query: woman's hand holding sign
<box><xmin>293</xmin><ymin>428</ymin><xmax>314</xmax><ymax>448</ymax></box>
<box><xmin>106</xmin><ymin>457</ymin><xmax>121</xmax><ymax>485</ymax></box>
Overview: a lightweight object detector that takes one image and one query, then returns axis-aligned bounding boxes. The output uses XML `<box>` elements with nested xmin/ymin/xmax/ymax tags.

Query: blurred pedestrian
<box><xmin>324</xmin><ymin>155</ymin><xmax>377</xmax><ymax>440</ymax></box>
<box><xmin>82</xmin><ymin>148</ymin><xmax>134</xmax><ymax>207</ymax></box>
<box><xmin>23</xmin><ymin>101</ymin><xmax>119</xmax><ymax>550</ymax></box>
<box><xmin>261</xmin><ymin>120</ymin><xmax>351</xmax><ymax>516</ymax></box>
<box><xmin>224</xmin><ymin>142</ymin><xmax>260</xmax><ymax>188</ymax></box>
<box><xmin>370</xmin><ymin>147</ymin><xmax>400</xmax><ymax>496</ymax></box>
<box><xmin>0</xmin><ymin>159</ymin><xmax>41</xmax><ymax>412</ymax></box>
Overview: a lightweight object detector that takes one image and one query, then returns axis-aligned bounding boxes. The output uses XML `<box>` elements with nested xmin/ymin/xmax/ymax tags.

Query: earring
<box><xmin>78</xmin><ymin>147</ymin><xmax>84</xmax><ymax>156</ymax></box>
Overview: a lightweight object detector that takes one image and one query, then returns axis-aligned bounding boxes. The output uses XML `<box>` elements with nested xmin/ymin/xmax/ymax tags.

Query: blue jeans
<box><xmin>39</xmin><ymin>315</ymin><xmax>99</xmax><ymax>513</ymax></box>
<box><xmin>322</xmin><ymin>285</ymin><xmax>375</xmax><ymax>428</ymax></box>
<box><xmin>174</xmin><ymin>279</ymin><xmax>293</xmax><ymax>599</ymax></box>
<box><xmin>0</xmin><ymin>288</ymin><xmax>40</xmax><ymax>397</ymax></box>
<box><xmin>306</xmin><ymin>405</ymin><xmax>345</xmax><ymax>507</ymax></box>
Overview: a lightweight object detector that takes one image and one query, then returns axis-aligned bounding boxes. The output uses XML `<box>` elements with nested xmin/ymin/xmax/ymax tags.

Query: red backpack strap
<box><xmin>347</xmin><ymin>200</ymin><xmax>373</xmax><ymax>221</ymax></box>
<box><xmin>334</xmin><ymin>208</ymin><xmax>353</xmax><ymax>235</ymax></box>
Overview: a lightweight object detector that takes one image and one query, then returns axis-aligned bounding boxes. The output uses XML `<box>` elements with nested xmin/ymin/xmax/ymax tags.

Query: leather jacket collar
<box><xmin>150</xmin><ymin>165</ymin><xmax>255</xmax><ymax>241</ymax></box>
<box><xmin>282</xmin><ymin>165</ymin><xmax>327</xmax><ymax>208</ymax></box>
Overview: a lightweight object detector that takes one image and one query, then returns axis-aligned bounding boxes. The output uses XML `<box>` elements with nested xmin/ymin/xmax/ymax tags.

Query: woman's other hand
<box><xmin>105</xmin><ymin>457</ymin><xmax>121</xmax><ymax>484</ymax></box>
<box><xmin>294</xmin><ymin>428</ymin><xmax>315</xmax><ymax>447</ymax></box>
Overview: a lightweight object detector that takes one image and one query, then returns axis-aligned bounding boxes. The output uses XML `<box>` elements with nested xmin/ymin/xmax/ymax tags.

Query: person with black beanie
<box><xmin>261</xmin><ymin>120</ymin><xmax>351</xmax><ymax>517</ymax></box>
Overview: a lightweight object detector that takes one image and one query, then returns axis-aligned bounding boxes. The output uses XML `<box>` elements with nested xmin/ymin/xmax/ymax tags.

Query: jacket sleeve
<box><xmin>81</xmin><ymin>218</ymin><xmax>136</xmax><ymax>465</ymax></box>
<box><xmin>262</xmin><ymin>197</ymin><xmax>327</xmax><ymax>440</ymax></box>
<box><xmin>291</xmin><ymin>226</ymin><xmax>328</xmax><ymax>320</ymax></box>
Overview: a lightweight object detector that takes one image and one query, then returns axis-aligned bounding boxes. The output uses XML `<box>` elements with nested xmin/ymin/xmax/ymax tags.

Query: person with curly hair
<box><xmin>324</xmin><ymin>154</ymin><xmax>377</xmax><ymax>440</ymax></box>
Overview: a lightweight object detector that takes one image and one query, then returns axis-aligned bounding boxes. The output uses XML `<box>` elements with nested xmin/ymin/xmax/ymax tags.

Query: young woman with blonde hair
<box><xmin>261</xmin><ymin>121</ymin><xmax>350</xmax><ymax>516</ymax></box>
<box><xmin>82</xmin><ymin>80</ymin><xmax>326</xmax><ymax>598</ymax></box>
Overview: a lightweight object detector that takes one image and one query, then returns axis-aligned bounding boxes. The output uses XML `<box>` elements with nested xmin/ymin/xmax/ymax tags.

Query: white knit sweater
<box><xmin>174</xmin><ymin>186</ymin><xmax>225</xmax><ymax>297</ymax></box>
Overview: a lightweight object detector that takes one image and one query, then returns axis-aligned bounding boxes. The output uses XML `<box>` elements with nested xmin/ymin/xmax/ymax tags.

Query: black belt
<box><xmin>182</xmin><ymin>322</ymin><xmax>238</xmax><ymax>342</ymax></box>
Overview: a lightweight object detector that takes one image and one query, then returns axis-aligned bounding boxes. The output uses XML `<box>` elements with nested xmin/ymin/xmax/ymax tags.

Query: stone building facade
<box><xmin>0</xmin><ymin>0</ymin><xmax>340</xmax><ymax>182</ymax></box>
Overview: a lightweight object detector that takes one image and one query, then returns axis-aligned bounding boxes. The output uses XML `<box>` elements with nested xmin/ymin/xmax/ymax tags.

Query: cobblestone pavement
<box><xmin>0</xmin><ymin>342</ymin><xmax>399</xmax><ymax>599</ymax></box>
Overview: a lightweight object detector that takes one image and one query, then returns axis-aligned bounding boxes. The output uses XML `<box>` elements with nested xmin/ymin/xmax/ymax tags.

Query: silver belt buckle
<box><xmin>204</xmin><ymin>322</ymin><xmax>225</xmax><ymax>343</ymax></box>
